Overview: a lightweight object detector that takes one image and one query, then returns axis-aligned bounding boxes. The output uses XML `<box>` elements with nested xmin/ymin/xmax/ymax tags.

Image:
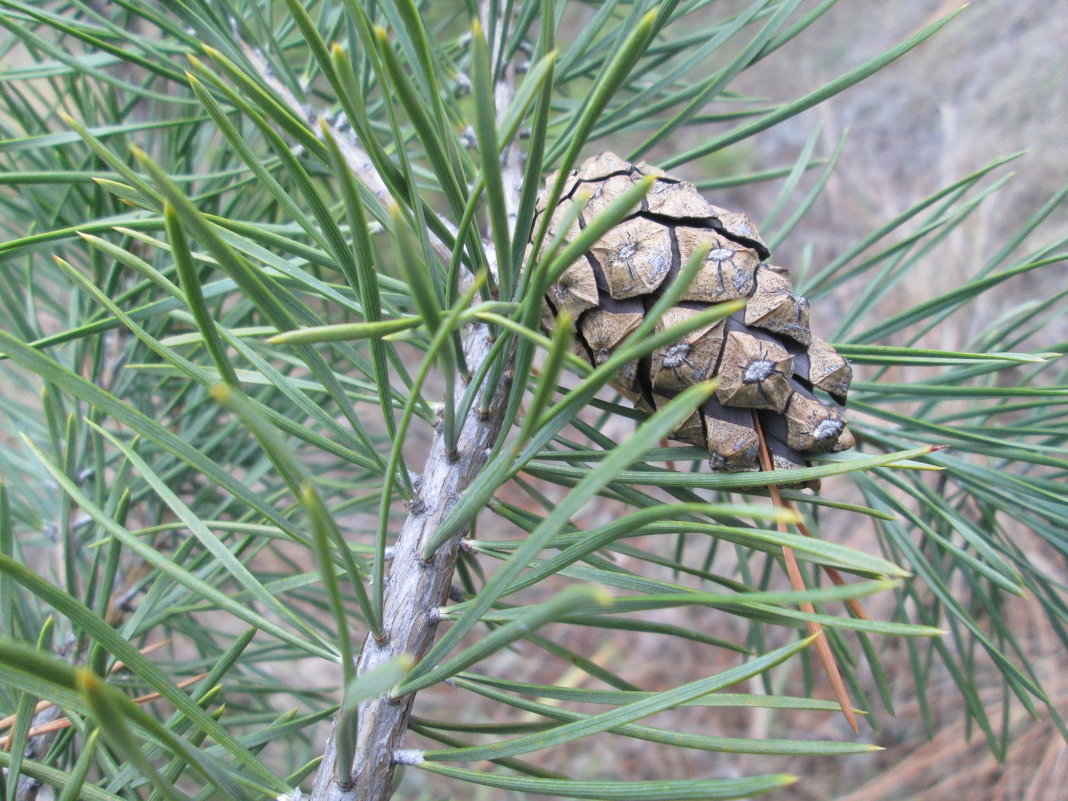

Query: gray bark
<box><xmin>307</xmin><ymin>321</ymin><xmax>511</xmax><ymax>799</ymax></box>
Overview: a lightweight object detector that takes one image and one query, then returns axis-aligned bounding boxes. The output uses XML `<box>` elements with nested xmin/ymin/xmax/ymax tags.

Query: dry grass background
<box><xmin>729</xmin><ymin>0</ymin><xmax>1068</xmax><ymax>340</ymax></box>
<box><xmin>394</xmin><ymin>3</ymin><xmax>1068</xmax><ymax>799</ymax></box>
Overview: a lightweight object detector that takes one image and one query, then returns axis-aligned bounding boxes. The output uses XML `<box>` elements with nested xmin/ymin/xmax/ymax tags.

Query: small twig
<box><xmin>791</xmin><ymin>517</ymin><xmax>870</xmax><ymax>621</ymax></box>
<box><xmin>233</xmin><ymin>24</ymin><xmax>391</xmax><ymax>210</ymax></box>
<box><xmin>0</xmin><ymin>673</ymin><xmax>208</xmax><ymax>749</ymax></box>
<box><xmin>231</xmin><ymin>25</ymin><xmax>460</xmax><ymax>266</ymax></box>
<box><xmin>0</xmin><ymin>639</ymin><xmax>174</xmax><ymax>740</ymax></box>
<box><xmin>751</xmin><ymin>412</ymin><xmax>859</xmax><ymax>733</ymax></box>
<box><xmin>12</xmin><ymin>626</ymin><xmax>176</xmax><ymax>800</ymax></box>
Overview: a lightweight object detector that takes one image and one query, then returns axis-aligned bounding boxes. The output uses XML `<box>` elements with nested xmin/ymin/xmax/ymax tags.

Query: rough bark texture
<box><xmin>306</xmin><ymin>321</ymin><xmax>510</xmax><ymax>800</ymax></box>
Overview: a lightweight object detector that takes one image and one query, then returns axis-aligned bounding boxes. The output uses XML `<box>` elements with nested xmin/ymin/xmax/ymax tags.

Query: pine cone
<box><xmin>535</xmin><ymin>152</ymin><xmax>854</xmax><ymax>475</ymax></box>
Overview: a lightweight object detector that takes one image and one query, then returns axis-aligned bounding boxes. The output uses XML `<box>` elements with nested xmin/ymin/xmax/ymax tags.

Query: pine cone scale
<box><xmin>534</xmin><ymin>152</ymin><xmax>854</xmax><ymax>478</ymax></box>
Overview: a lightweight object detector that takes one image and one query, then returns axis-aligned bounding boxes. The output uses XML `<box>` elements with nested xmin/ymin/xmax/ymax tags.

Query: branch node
<box><xmin>392</xmin><ymin>749</ymin><xmax>424</xmax><ymax>766</ymax></box>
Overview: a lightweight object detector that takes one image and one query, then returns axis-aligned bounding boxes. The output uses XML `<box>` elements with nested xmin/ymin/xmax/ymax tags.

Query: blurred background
<box><xmin>711</xmin><ymin>0</ymin><xmax>1068</xmax><ymax>345</ymax></box>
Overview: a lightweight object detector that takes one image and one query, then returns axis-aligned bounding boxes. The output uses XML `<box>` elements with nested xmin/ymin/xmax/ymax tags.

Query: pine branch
<box><xmin>308</xmin><ymin>324</ymin><xmax>511</xmax><ymax>799</ymax></box>
<box><xmin>234</xmin><ymin>12</ymin><xmax>525</xmax><ymax>800</ymax></box>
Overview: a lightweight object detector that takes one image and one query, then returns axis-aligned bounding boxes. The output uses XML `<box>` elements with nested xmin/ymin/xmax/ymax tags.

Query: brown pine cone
<box><xmin>534</xmin><ymin>152</ymin><xmax>854</xmax><ymax>475</ymax></box>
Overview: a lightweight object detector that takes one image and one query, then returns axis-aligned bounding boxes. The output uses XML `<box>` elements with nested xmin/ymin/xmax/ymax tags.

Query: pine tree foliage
<box><xmin>0</xmin><ymin>2</ymin><xmax>1065</xmax><ymax>800</ymax></box>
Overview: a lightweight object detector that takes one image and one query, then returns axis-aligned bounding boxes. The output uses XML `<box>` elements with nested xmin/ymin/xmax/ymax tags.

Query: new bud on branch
<box><xmin>535</xmin><ymin>152</ymin><xmax>855</xmax><ymax>474</ymax></box>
